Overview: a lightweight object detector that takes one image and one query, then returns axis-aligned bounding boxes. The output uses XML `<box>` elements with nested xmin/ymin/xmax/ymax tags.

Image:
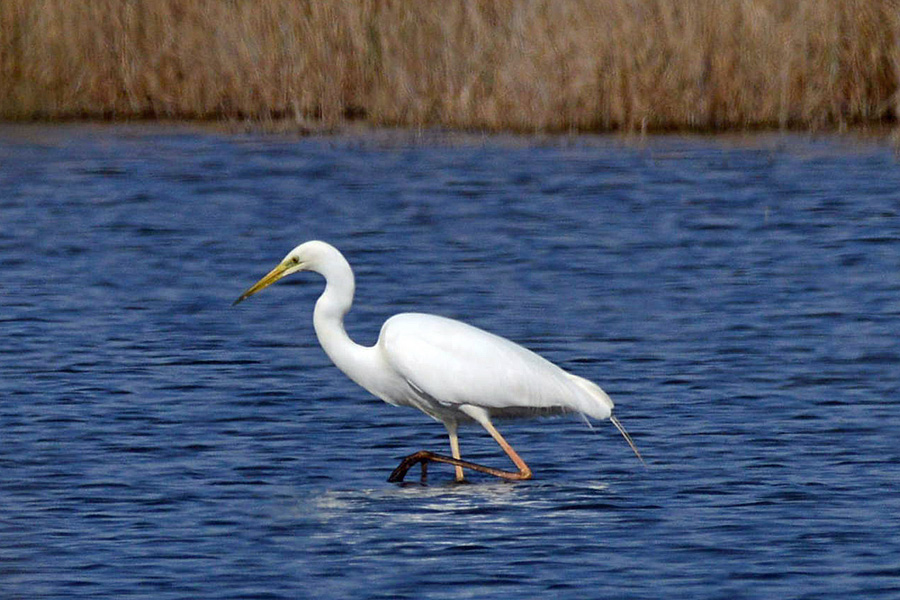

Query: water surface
<box><xmin>1</xmin><ymin>125</ymin><xmax>899</xmax><ymax>599</ymax></box>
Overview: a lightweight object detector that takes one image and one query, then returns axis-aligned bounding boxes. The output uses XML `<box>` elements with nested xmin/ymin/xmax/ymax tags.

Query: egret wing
<box><xmin>379</xmin><ymin>313</ymin><xmax>611</xmax><ymax>419</ymax></box>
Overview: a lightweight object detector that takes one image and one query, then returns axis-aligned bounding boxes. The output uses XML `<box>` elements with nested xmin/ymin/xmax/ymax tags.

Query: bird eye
<box><xmin>291</xmin><ymin>256</ymin><xmax>300</xmax><ymax>265</ymax></box>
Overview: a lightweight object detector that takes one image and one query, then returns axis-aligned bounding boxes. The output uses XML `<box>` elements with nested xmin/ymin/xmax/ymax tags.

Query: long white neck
<box><xmin>310</xmin><ymin>250</ymin><xmax>378</xmax><ymax>390</ymax></box>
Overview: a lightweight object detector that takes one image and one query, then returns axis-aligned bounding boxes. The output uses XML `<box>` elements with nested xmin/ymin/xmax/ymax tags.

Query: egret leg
<box><xmin>387</xmin><ymin>407</ymin><xmax>532</xmax><ymax>483</ymax></box>
<box><xmin>446</xmin><ymin>420</ymin><xmax>466</xmax><ymax>482</ymax></box>
<box><xmin>478</xmin><ymin>417</ymin><xmax>532</xmax><ymax>480</ymax></box>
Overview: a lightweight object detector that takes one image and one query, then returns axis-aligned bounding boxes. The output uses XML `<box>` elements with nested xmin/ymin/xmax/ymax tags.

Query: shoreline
<box><xmin>2</xmin><ymin>120</ymin><xmax>897</xmax><ymax>153</ymax></box>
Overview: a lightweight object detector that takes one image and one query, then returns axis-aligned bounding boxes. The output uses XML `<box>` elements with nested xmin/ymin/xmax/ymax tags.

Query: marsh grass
<box><xmin>2</xmin><ymin>0</ymin><xmax>898</xmax><ymax>131</ymax></box>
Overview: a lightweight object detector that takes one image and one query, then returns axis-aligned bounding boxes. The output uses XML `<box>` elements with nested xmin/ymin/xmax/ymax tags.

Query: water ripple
<box><xmin>1</xmin><ymin>126</ymin><xmax>898</xmax><ymax>599</ymax></box>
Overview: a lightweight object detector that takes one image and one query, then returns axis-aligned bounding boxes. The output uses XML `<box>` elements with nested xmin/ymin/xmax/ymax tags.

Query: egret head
<box><xmin>233</xmin><ymin>241</ymin><xmax>337</xmax><ymax>305</ymax></box>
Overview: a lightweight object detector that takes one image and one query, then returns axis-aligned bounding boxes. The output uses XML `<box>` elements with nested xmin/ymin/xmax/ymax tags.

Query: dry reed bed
<box><xmin>2</xmin><ymin>0</ymin><xmax>899</xmax><ymax>131</ymax></box>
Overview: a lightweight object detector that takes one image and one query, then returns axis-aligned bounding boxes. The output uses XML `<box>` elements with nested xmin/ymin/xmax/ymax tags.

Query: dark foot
<box><xmin>388</xmin><ymin>450</ymin><xmax>440</xmax><ymax>482</ymax></box>
<box><xmin>387</xmin><ymin>450</ymin><xmax>533</xmax><ymax>483</ymax></box>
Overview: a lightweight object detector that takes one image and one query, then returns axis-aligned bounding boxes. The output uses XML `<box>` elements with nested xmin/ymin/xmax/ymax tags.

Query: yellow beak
<box><xmin>233</xmin><ymin>262</ymin><xmax>292</xmax><ymax>305</ymax></box>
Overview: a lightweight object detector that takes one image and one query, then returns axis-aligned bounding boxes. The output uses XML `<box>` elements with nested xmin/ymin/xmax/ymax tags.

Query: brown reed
<box><xmin>1</xmin><ymin>0</ymin><xmax>898</xmax><ymax>132</ymax></box>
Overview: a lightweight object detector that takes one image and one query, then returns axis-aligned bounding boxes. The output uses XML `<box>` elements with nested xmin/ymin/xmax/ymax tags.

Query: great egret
<box><xmin>234</xmin><ymin>241</ymin><xmax>642</xmax><ymax>482</ymax></box>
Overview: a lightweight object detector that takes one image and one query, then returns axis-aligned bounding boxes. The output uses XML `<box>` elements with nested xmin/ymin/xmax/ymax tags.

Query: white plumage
<box><xmin>380</xmin><ymin>313</ymin><xmax>613</xmax><ymax>421</ymax></box>
<box><xmin>235</xmin><ymin>240</ymin><xmax>641</xmax><ymax>482</ymax></box>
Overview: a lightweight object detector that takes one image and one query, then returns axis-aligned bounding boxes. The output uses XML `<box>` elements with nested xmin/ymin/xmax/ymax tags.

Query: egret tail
<box><xmin>610</xmin><ymin>415</ymin><xmax>645</xmax><ymax>466</ymax></box>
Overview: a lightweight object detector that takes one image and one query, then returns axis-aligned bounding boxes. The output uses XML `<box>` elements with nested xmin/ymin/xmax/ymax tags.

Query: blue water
<box><xmin>1</xmin><ymin>125</ymin><xmax>899</xmax><ymax>599</ymax></box>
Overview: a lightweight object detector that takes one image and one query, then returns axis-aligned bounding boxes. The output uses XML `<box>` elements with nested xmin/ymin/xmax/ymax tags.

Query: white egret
<box><xmin>234</xmin><ymin>241</ymin><xmax>642</xmax><ymax>482</ymax></box>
